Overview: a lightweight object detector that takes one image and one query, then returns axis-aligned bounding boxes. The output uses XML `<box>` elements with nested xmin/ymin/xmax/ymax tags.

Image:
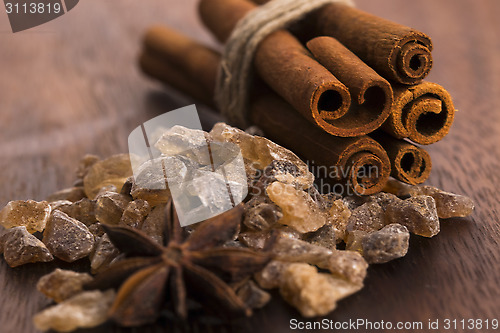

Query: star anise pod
<box><xmin>84</xmin><ymin>200</ymin><xmax>271</xmax><ymax>327</ymax></box>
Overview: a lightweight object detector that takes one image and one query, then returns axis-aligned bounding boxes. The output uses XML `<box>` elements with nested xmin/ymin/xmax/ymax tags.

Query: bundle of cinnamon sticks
<box><xmin>139</xmin><ymin>0</ymin><xmax>456</xmax><ymax>195</ymax></box>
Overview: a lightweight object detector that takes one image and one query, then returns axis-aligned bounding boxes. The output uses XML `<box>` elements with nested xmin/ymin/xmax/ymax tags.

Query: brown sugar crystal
<box><xmin>279</xmin><ymin>263</ymin><xmax>361</xmax><ymax>317</ymax></box>
<box><xmin>362</xmin><ymin>224</ymin><xmax>410</xmax><ymax>264</ymax></box>
<box><xmin>42</xmin><ymin>211</ymin><xmax>95</xmax><ymax>262</ymax></box>
<box><xmin>0</xmin><ymin>200</ymin><xmax>51</xmax><ymax>233</ymax></box>
<box><xmin>83</xmin><ymin>154</ymin><xmax>134</xmax><ymax>199</ymax></box>
<box><xmin>95</xmin><ymin>192</ymin><xmax>131</xmax><ymax>226</ymax></box>
<box><xmin>266</xmin><ymin>182</ymin><xmax>327</xmax><ymax>233</ymax></box>
<box><xmin>37</xmin><ymin>269</ymin><xmax>94</xmax><ymax>303</ymax></box>
<box><xmin>33</xmin><ymin>290</ymin><xmax>116</xmax><ymax>332</ymax></box>
<box><xmin>407</xmin><ymin>185</ymin><xmax>474</xmax><ymax>219</ymax></box>
<box><xmin>385</xmin><ymin>195</ymin><xmax>439</xmax><ymax>237</ymax></box>
<box><xmin>1</xmin><ymin>226</ymin><xmax>54</xmax><ymax>267</ymax></box>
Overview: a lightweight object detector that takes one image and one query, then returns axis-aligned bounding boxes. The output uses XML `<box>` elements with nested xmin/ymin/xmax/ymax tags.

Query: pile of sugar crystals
<box><xmin>0</xmin><ymin>123</ymin><xmax>475</xmax><ymax>331</ymax></box>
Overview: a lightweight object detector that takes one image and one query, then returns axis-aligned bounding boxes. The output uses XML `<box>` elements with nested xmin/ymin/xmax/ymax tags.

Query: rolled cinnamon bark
<box><xmin>370</xmin><ymin>131</ymin><xmax>431</xmax><ymax>185</ymax></box>
<box><xmin>314</xmin><ymin>4</ymin><xmax>433</xmax><ymax>84</ymax></box>
<box><xmin>252</xmin><ymin>93</ymin><xmax>391</xmax><ymax>195</ymax></box>
<box><xmin>383</xmin><ymin>82</ymin><xmax>455</xmax><ymax>145</ymax></box>
<box><xmin>312</xmin><ymin>3</ymin><xmax>433</xmax><ymax>85</ymax></box>
<box><xmin>142</xmin><ymin>26</ymin><xmax>220</xmax><ymax>104</ymax></box>
<box><xmin>306</xmin><ymin>36</ymin><xmax>393</xmax><ymax>137</ymax></box>
<box><xmin>198</xmin><ymin>0</ymin><xmax>356</xmax><ymax>136</ymax></box>
<box><xmin>140</xmin><ymin>26</ymin><xmax>391</xmax><ymax>195</ymax></box>
<box><xmin>253</xmin><ymin>0</ymin><xmax>432</xmax><ymax>84</ymax></box>
<box><xmin>252</xmin><ymin>1</ymin><xmax>433</xmax><ymax>84</ymax></box>
<box><xmin>139</xmin><ymin>52</ymin><xmax>215</xmax><ymax>108</ymax></box>
<box><xmin>139</xmin><ymin>26</ymin><xmax>221</xmax><ymax>106</ymax></box>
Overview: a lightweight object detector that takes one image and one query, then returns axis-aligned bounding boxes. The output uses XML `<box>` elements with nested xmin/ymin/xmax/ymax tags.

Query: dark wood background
<box><xmin>0</xmin><ymin>0</ymin><xmax>499</xmax><ymax>332</ymax></box>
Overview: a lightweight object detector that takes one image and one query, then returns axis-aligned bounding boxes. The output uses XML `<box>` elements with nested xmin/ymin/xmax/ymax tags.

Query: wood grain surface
<box><xmin>0</xmin><ymin>0</ymin><xmax>499</xmax><ymax>332</ymax></box>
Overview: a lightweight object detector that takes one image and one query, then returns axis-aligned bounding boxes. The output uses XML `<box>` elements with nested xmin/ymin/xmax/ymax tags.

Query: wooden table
<box><xmin>1</xmin><ymin>0</ymin><xmax>499</xmax><ymax>332</ymax></box>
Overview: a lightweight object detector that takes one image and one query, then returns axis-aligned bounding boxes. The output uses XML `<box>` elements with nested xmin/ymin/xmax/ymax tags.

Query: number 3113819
<box><xmin>5</xmin><ymin>2</ymin><xmax>62</xmax><ymax>14</ymax></box>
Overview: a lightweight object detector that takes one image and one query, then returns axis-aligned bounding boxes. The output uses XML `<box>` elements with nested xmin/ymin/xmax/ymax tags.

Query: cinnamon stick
<box><xmin>139</xmin><ymin>27</ymin><xmax>218</xmax><ymax>109</ymax></box>
<box><xmin>252</xmin><ymin>1</ymin><xmax>433</xmax><ymax>84</ymax></box>
<box><xmin>383</xmin><ymin>82</ymin><xmax>455</xmax><ymax>145</ymax></box>
<box><xmin>142</xmin><ymin>26</ymin><xmax>220</xmax><ymax>104</ymax></box>
<box><xmin>306</xmin><ymin>36</ymin><xmax>393</xmax><ymax>137</ymax></box>
<box><xmin>370</xmin><ymin>131</ymin><xmax>432</xmax><ymax>185</ymax></box>
<box><xmin>312</xmin><ymin>3</ymin><xmax>433</xmax><ymax>85</ymax></box>
<box><xmin>140</xmin><ymin>26</ymin><xmax>391</xmax><ymax>195</ymax></box>
<box><xmin>252</xmin><ymin>93</ymin><xmax>391</xmax><ymax>195</ymax></box>
<box><xmin>198</xmin><ymin>0</ymin><xmax>356</xmax><ymax>136</ymax></box>
<box><xmin>139</xmin><ymin>52</ymin><xmax>215</xmax><ymax>108</ymax></box>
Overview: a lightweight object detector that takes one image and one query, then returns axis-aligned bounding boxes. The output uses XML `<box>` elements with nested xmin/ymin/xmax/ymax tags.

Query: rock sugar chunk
<box><xmin>362</xmin><ymin>224</ymin><xmax>410</xmax><ymax>264</ymax></box>
<box><xmin>57</xmin><ymin>198</ymin><xmax>97</xmax><ymax>227</ymax></box>
<box><xmin>154</xmin><ymin>125</ymin><xmax>210</xmax><ymax>163</ymax></box>
<box><xmin>301</xmin><ymin>224</ymin><xmax>336</xmax><ymax>250</ymax></box>
<box><xmin>120</xmin><ymin>176</ymin><xmax>134</xmax><ymax>196</ymax></box>
<box><xmin>367</xmin><ymin>192</ymin><xmax>401</xmax><ymax>211</ymax></box>
<box><xmin>254</xmin><ymin>260</ymin><xmax>292</xmax><ymax>289</ymax></box>
<box><xmin>346</xmin><ymin>201</ymin><xmax>386</xmax><ymax>236</ymax></box>
<box><xmin>236</xmin><ymin>280</ymin><xmax>271</xmax><ymax>309</ymax></box>
<box><xmin>326</xmin><ymin>199</ymin><xmax>351</xmax><ymax>242</ymax></box>
<box><xmin>88</xmin><ymin>223</ymin><xmax>105</xmax><ymax>237</ymax></box>
<box><xmin>184</xmin><ymin>167</ymin><xmax>246</xmax><ymax>218</ymax></box>
<box><xmin>37</xmin><ymin>269</ymin><xmax>93</xmax><ymax>303</ymax></box>
<box><xmin>140</xmin><ymin>204</ymin><xmax>168</xmax><ymax>245</ymax></box>
<box><xmin>345</xmin><ymin>230</ymin><xmax>368</xmax><ymax>253</ymax></box>
<box><xmin>1</xmin><ymin>226</ymin><xmax>53</xmax><ymax>267</ymax></box>
<box><xmin>83</xmin><ymin>154</ymin><xmax>133</xmax><ymax>199</ymax></box>
<box><xmin>43</xmin><ymin>211</ymin><xmax>95</xmax><ymax>262</ymax></box>
<box><xmin>75</xmin><ymin>154</ymin><xmax>100</xmax><ymax>179</ymax></box>
<box><xmin>252</xmin><ymin>160</ymin><xmax>310</xmax><ymax>195</ymax></box>
<box><xmin>119</xmin><ymin>199</ymin><xmax>151</xmax><ymax>229</ymax></box>
<box><xmin>46</xmin><ymin>187</ymin><xmax>86</xmax><ymax>203</ymax></box>
<box><xmin>210</xmin><ymin>123</ymin><xmax>314</xmax><ymax>189</ymax></box>
<box><xmin>408</xmin><ymin>185</ymin><xmax>474</xmax><ymax>219</ymax></box>
<box><xmin>272</xmin><ymin>237</ymin><xmax>368</xmax><ymax>285</ymax></box>
<box><xmin>95</xmin><ymin>192</ymin><xmax>131</xmax><ymax>225</ymax></box>
<box><xmin>243</xmin><ymin>196</ymin><xmax>282</xmax><ymax>231</ymax></box>
<box><xmin>272</xmin><ymin>237</ymin><xmax>332</xmax><ymax>263</ymax></box>
<box><xmin>129</xmin><ymin>157</ymin><xmax>174</xmax><ymax>207</ymax></box>
<box><xmin>33</xmin><ymin>290</ymin><xmax>115</xmax><ymax>332</ymax></box>
<box><xmin>315</xmin><ymin>250</ymin><xmax>368</xmax><ymax>285</ymax></box>
<box><xmin>267</xmin><ymin>182</ymin><xmax>327</xmax><ymax>233</ymax></box>
<box><xmin>0</xmin><ymin>200</ymin><xmax>51</xmax><ymax>233</ymax></box>
<box><xmin>90</xmin><ymin>234</ymin><xmax>119</xmax><ymax>274</ymax></box>
<box><xmin>279</xmin><ymin>263</ymin><xmax>360</xmax><ymax>317</ymax></box>
<box><xmin>239</xmin><ymin>225</ymin><xmax>298</xmax><ymax>250</ymax></box>
<box><xmin>386</xmin><ymin>195</ymin><xmax>439</xmax><ymax>237</ymax></box>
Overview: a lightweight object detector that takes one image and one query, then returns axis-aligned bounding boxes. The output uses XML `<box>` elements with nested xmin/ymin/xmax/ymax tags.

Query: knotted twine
<box><xmin>215</xmin><ymin>0</ymin><xmax>354</xmax><ymax>128</ymax></box>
